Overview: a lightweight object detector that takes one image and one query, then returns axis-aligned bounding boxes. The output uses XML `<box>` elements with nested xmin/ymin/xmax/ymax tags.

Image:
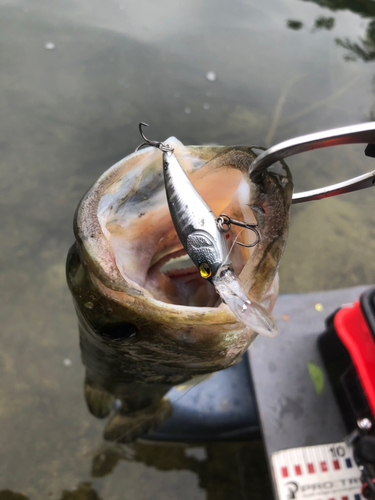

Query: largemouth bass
<box><xmin>66</xmin><ymin>137</ymin><xmax>293</xmax><ymax>442</ymax></box>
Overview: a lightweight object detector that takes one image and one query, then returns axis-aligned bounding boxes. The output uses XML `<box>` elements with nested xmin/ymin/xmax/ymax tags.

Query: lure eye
<box><xmin>199</xmin><ymin>263</ymin><xmax>212</xmax><ymax>279</ymax></box>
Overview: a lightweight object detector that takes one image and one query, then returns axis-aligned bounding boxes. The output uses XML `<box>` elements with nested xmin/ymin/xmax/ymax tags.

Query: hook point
<box><xmin>135</xmin><ymin>122</ymin><xmax>174</xmax><ymax>153</ymax></box>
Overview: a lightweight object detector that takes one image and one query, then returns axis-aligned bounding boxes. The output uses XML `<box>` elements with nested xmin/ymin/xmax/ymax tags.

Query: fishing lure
<box><xmin>136</xmin><ymin>123</ymin><xmax>277</xmax><ymax>337</ymax></box>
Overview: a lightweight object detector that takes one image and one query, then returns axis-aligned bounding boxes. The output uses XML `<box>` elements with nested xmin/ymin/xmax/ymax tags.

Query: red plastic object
<box><xmin>362</xmin><ymin>478</ymin><xmax>375</xmax><ymax>499</ymax></box>
<box><xmin>334</xmin><ymin>301</ymin><xmax>375</xmax><ymax>417</ymax></box>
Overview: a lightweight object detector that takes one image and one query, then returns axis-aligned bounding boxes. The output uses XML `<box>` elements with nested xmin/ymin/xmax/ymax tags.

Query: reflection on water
<box><xmin>291</xmin><ymin>0</ymin><xmax>375</xmax><ymax>61</ymax></box>
<box><xmin>60</xmin><ymin>484</ymin><xmax>101</xmax><ymax>500</ymax></box>
<box><xmin>90</xmin><ymin>441</ymin><xmax>271</xmax><ymax>500</ymax></box>
<box><xmin>0</xmin><ymin>442</ymin><xmax>271</xmax><ymax>500</ymax></box>
<box><xmin>0</xmin><ymin>484</ymin><xmax>102</xmax><ymax>500</ymax></box>
<box><xmin>2</xmin><ymin>0</ymin><xmax>375</xmax><ymax>496</ymax></box>
<box><xmin>0</xmin><ymin>492</ymin><xmax>29</xmax><ymax>500</ymax></box>
<box><xmin>286</xmin><ymin>15</ymin><xmax>335</xmax><ymax>31</ymax></box>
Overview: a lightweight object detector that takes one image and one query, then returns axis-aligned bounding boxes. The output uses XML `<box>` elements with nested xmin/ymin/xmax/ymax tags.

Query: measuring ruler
<box><xmin>272</xmin><ymin>442</ymin><xmax>362</xmax><ymax>500</ymax></box>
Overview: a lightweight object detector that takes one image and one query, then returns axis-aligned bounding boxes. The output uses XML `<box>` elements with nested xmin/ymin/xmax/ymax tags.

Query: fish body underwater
<box><xmin>66</xmin><ymin>138</ymin><xmax>293</xmax><ymax>442</ymax></box>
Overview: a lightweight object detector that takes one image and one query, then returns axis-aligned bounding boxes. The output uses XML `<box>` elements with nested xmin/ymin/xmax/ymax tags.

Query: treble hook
<box><xmin>135</xmin><ymin>122</ymin><xmax>174</xmax><ymax>153</ymax></box>
<box><xmin>217</xmin><ymin>213</ymin><xmax>260</xmax><ymax>248</ymax></box>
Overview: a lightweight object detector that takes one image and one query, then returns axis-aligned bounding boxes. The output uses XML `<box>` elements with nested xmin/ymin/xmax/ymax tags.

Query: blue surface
<box><xmin>148</xmin><ymin>355</ymin><xmax>260</xmax><ymax>441</ymax></box>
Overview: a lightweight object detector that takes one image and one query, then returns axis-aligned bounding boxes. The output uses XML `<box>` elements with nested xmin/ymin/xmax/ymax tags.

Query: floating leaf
<box><xmin>308</xmin><ymin>361</ymin><xmax>324</xmax><ymax>395</ymax></box>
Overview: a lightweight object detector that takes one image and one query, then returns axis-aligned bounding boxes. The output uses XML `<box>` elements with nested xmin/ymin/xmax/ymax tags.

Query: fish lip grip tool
<box><xmin>249</xmin><ymin>122</ymin><xmax>375</xmax><ymax>204</ymax></box>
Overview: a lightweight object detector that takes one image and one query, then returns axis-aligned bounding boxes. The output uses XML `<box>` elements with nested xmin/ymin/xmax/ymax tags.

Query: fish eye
<box><xmin>98</xmin><ymin>323</ymin><xmax>137</xmax><ymax>342</ymax></box>
<box><xmin>199</xmin><ymin>262</ymin><xmax>212</xmax><ymax>279</ymax></box>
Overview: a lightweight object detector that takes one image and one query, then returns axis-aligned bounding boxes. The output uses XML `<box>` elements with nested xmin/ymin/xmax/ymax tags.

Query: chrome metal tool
<box><xmin>249</xmin><ymin>122</ymin><xmax>375</xmax><ymax>204</ymax></box>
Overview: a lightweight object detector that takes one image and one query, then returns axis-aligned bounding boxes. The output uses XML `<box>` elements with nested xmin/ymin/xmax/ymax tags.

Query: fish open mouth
<box><xmin>93</xmin><ymin>138</ymin><xmax>258</xmax><ymax>308</ymax></box>
<box><xmin>148</xmin><ymin>248</ymin><xmax>219</xmax><ymax>307</ymax></box>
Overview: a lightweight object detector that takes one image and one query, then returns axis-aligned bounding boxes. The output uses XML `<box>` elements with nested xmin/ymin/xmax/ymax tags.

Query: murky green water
<box><xmin>1</xmin><ymin>0</ymin><xmax>375</xmax><ymax>497</ymax></box>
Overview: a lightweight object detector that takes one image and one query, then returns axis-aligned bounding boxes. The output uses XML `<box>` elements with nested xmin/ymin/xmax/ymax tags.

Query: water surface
<box><xmin>1</xmin><ymin>0</ymin><xmax>375</xmax><ymax>497</ymax></box>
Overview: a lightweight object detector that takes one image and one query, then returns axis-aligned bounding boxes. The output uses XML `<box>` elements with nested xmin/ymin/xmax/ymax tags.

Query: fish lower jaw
<box><xmin>159</xmin><ymin>252</ymin><xmax>195</xmax><ymax>275</ymax></box>
<box><xmin>146</xmin><ymin>248</ymin><xmax>220</xmax><ymax>308</ymax></box>
<box><xmin>163</xmin><ymin>266</ymin><xmax>197</xmax><ymax>278</ymax></box>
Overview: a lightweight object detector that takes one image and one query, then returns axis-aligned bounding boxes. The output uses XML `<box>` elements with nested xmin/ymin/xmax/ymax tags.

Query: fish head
<box><xmin>67</xmin><ymin>138</ymin><xmax>293</xmax><ymax>383</ymax></box>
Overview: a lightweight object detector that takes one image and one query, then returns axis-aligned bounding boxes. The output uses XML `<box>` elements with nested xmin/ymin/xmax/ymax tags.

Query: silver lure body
<box><xmin>162</xmin><ymin>150</ymin><xmax>229</xmax><ymax>281</ymax></box>
<box><xmin>162</xmin><ymin>148</ymin><xmax>277</xmax><ymax>337</ymax></box>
